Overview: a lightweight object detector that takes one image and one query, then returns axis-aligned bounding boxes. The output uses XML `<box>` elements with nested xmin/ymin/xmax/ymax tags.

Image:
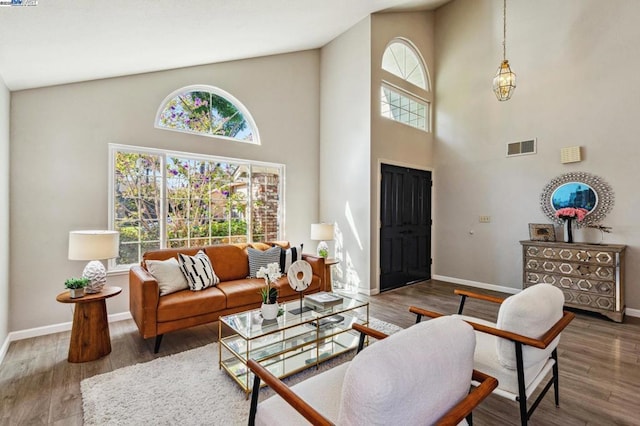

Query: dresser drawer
<box><xmin>524</xmin><ymin>282</ymin><xmax>615</xmax><ymax>312</ymax></box>
<box><xmin>524</xmin><ymin>245</ymin><xmax>616</xmax><ymax>266</ymax></box>
<box><xmin>525</xmin><ymin>258</ymin><xmax>614</xmax><ymax>281</ymax></box>
<box><xmin>525</xmin><ymin>273</ymin><xmax>614</xmax><ymax>296</ymax></box>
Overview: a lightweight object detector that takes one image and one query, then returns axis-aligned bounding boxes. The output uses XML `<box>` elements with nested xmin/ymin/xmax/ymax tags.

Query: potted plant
<box><xmin>65</xmin><ymin>277</ymin><xmax>89</xmax><ymax>299</ymax></box>
<box><xmin>257</xmin><ymin>262</ymin><xmax>281</xmax><ymax>320</ymax></box>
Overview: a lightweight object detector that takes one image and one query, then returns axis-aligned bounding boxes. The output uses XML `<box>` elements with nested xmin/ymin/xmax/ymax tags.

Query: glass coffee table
<box><xmin>218</xmin><ymin>295</ymin><xmax>369</xmax><ymax>397</ymax></box>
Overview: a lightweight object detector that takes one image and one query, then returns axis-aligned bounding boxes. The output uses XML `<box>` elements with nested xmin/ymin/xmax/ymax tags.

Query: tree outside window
<box><xmin>112</xmin><ymin>147</ymin><xmax>282</xmax><ymax>267</ymax></box>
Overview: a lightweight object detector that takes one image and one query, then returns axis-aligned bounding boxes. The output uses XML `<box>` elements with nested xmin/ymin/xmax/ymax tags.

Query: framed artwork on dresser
<box><xmin>528</xmin><ymin>223</ymin><xmax>556</xmax><ymax>241</ymax></box>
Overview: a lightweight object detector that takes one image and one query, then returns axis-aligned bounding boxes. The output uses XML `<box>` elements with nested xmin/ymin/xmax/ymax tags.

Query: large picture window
<box><xmin>110</xmin><ymin>144</ymin><xmax>283</xmax><ymax>268</ymax></box>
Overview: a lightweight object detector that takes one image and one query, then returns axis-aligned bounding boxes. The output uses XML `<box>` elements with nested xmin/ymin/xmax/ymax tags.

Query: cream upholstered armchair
<box><xmin>410</xmin><ymin>284</ymin><xmax>575</xmax><ymax>426</ymax></box>
<box><xmin>247</xmin><ymin>316</ymin><xmax>497</xmax><ymax>426</ymax></box>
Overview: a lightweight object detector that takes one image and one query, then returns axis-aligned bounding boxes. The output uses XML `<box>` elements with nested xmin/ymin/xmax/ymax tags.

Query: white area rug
<box><xmin>82</xmin><ymin>318</ymin><xmax>401</xmax><ymax>426</ymax></box>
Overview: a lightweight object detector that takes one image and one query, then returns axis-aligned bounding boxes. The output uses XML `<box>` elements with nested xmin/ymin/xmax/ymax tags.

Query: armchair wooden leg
<box><xmin>154</xmin><ymin>334</ymin><xmax>164</xmax><ymax>354</ymax></box>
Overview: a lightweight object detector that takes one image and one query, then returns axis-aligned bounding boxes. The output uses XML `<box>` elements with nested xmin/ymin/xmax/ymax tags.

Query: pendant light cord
<box><xmin>502</xmin><ymin>0</ymin><xmax>507</xmax><ymax>61</ymax></box>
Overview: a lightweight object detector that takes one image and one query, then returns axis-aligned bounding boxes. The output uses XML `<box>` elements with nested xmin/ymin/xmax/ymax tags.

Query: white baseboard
<box><xmin>0</xmin><ymin>333</ymin><xmax>10</xmax><ymax>366</ymax></box>
<box><xmin>8</xmin><ymin>311</ymin><xmax>132</xmax><ymax>341</ymax></box>
<box><xmin>432</xmin><ymin>275</ymin><xmax>520</xmax><ymax>295</ymax></box>
<box><xmin>625</xmin><ymin>307</ymin><xmax>640</xmax><ymax>318</ymax></box>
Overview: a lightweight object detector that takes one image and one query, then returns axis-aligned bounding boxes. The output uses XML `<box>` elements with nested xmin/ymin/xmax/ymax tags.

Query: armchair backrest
<box><xmin>496</xmin><ymin>284</ymin><xmax>564</xmax><ymax>369</ymax></box>
<box><xmin>337</xmin><ymin>316</ymin><xmax>475</xmax><ymax>426</ymax></box>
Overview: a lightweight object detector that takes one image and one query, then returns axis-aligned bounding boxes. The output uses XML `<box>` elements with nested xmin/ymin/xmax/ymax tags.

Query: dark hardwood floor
<box><xmin>1</xmin><ymin>280</ymin><xmax>639</xmax><ymax>425</ymax></box>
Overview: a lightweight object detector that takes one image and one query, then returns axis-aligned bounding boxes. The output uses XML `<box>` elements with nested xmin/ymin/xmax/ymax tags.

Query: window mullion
<box><xmin>160</xmin><ymin>154</ymin><xmax>167</xmax><ymax>250</ymax></box>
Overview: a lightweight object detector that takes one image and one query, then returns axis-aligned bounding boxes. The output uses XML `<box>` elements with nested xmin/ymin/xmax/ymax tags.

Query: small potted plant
<box><xmin>65</xmin><ymin>277</ymin><xmax>89</xmax><ymax>299</ymax></box>
<box><xmin>257</xmin><ymin>262</ymin><xmax>281</xmax><ymax>320</ymax></box>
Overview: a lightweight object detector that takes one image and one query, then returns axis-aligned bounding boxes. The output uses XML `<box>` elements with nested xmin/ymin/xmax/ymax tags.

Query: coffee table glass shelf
<box><xmin>218</xmin><ymin>295</ymin><xmax>369</xmax><ymax>396</ymax></box>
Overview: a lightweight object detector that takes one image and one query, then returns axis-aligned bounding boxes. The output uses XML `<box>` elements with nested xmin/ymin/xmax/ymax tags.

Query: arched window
<box><xmin>155</xmin><ymin>85</ymin><xmax>259</xmax><ymax>144</ymax></box>
<box><xmin>380</xmin><ymin>39</ymin><xmax>430</xmax><ymax>132</ymax></box>
<box><xmin>382</xmin><ymin>40</ymin><xmax>428</xmax><ymax>90</ymax></box>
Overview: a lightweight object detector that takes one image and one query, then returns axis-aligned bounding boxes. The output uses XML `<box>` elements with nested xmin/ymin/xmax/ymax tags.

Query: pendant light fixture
<box><xmin>493</xmin><ymin>0</ymin><xmax>516</xmax><ymax>101</ymax></box>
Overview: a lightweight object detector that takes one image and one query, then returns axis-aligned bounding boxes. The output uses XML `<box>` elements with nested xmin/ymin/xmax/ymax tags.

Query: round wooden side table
<box><xmin>56</xmin><ymin>286</ymin><xmax>122</xmax><ymax>363</ymax></box>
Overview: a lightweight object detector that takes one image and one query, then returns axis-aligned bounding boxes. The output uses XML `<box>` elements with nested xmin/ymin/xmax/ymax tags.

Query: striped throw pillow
<box><xmin>279</xmin><ymin>244</ymin><xmax>303</xmax><ymax>274</ymax></box>
<box><xmin>177</xmin><ymin>250</ymin><xmax>220</xmax><ymax>291</ymax></box>
<box><xmin>248</xmin><ymin>246</ymin><xmax>282</xmax><ymax>278</ymax></box>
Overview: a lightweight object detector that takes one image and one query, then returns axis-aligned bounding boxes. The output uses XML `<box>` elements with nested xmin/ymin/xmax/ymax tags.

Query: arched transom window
<box><xmin>382</xmin><ymin>40</ymin><xmax>428</xmax><ymax>90</ymax></box>
<box><xmin>155</xmin><ymin>85</ymin><xmax>259</xmax><ymax>144</ymax></box>
<box><xmin>380</xmin><ymin>39</ymin><xmax>430</xmax><ymax>132</ymax></box>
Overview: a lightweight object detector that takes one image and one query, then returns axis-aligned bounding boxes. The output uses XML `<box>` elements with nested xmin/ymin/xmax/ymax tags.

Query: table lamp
<box><xmin>68</xmin><ymin>230</ymin><xmax>119</xmax><ymax>294</ymax></box>
<box><xmin>310</xmin><ymin>223</ymin><xmax>334</xmax><ymax>258</ymax></box>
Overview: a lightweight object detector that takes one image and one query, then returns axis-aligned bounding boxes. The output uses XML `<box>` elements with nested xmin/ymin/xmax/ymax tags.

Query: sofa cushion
<box><xmin>146</xmin><ymin>257</ymin><xmax>189</xmax><ymax>296</ymax></box>
<box><xmin>216</xmin><ymin>279</ymin><xmax>266</xmax><ymax>309</ymax></box>
<box><xmin>255</xmin><ymin>362</ymin><xmax>349</xmax><ymax>425</ymax></box>
<box><xmin>248</xmin><ymin>246</ymin><xmax>282</xmax><ymax>278</ymax></box>
<box><xmin>178</xmin><ymin>250</ymin><xmax>220</xmax><ymax>291</ymax></box>
<box><xmin>205</xmin><ymin>244</ymin><xmax>250</xmax><ymax>281</ymax></box>
<box><xmin>273</xmin><ymin>276</ymin><xmax>321</xmax><ymax>299</ymax></box>
<box><xmin>156</xmin><ymin>286</ymin><xmax>227</xmax><ymax>322</ymax></box>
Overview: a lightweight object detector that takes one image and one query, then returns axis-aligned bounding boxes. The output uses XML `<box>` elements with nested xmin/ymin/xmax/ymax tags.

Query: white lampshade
<box><xmin>68</xmin><ymin>230</ymin><xmax>120</xmax><ymax>261</ymax></box>
<box><xmin>310</xmin><ymin>223</ymin><xmax>334</xmax><ymax>241</ymax></box>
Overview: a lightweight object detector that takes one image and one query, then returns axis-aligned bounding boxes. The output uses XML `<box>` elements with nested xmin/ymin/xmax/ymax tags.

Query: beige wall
<box><xmin>10</xmin><ymin>50</ymin><xmax>321</xmax><ymax>331</ymax></box>
<box><xmin>0</xmin><ymin>76</ymin><xmax>9</xmax><ymax>347</ymax></box>
<box><xmin>434</xmin><ymin>0</ymin><xmax>640</xmax><ymax>311</ymax></box>
<box><xmin>370</xmin><ymin>11</ymin><xmax>435</xmax><ymax>293</ymax></box>
<box><xmin>320</xmin><ymin>17</ymin><xmax>372</xmax><ymax>293</ymax></box>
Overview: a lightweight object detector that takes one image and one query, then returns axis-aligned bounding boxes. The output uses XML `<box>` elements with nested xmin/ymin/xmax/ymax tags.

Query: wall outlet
<box><xmin>479</xmin><ymin>216</ymin><xmax>491</xmax><ymax>223</ymax></box>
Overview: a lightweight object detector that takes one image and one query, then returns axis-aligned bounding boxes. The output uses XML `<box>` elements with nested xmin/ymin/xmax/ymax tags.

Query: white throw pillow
<box><xmin>178</xmin><ymin>250</ymin><xmax>220</xmax><ymax>291</ymax></box>
<box><xmin>146</xmin><ymin>257</ymin><xmax>189</xmax><ymax>296</ymax></box>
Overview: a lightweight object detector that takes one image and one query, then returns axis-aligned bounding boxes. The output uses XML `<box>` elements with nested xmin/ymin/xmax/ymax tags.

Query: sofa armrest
<box><xmin>129</xmin><ymin>265</ymin><xmax>160</xmax><ymax>339</ymax></box>
<box><xmin>301</xmin><ymin>254</ymin><xmax>328</xmax><ymax>291</ymax></box>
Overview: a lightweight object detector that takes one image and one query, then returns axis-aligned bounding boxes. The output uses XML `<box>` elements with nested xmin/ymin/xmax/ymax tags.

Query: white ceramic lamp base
<box><xmin>83</xmin><ymin>260</ymin><xmax>107</xmax><ymax>294</ymax></box>
<box><xmin>316</xmin><ymin>241</ymin><xmax>329</xmax><ymax>258</ymax></box>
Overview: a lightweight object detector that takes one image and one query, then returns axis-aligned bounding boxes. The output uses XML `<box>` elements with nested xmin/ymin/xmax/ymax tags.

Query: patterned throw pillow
<box><xmin>279</xmin><ymin>244</ymin><xmax>303</xmax><ymax>274</ymax></box>
<box><xmin>177</xmin><ymin>250</ymin><xmax>220</xmax><ymax>291</ymax></box>
<box><xmin>248</xmin><ymin>246</ymin><xmax>282</xmax><ymax>278</ymax></box>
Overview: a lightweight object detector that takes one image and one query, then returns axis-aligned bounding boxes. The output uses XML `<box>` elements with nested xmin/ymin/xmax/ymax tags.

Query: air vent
<box><xmin>506</xmin><ymin>139</ymin><xmax>536</xmax><ymax>157</ymax></box>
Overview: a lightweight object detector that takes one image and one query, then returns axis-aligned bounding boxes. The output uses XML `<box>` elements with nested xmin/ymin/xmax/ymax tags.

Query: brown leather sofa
<box><xmin>129</xmin><ymin>242</ymin><xmax>327</xmax><ymax>352</ymax></box>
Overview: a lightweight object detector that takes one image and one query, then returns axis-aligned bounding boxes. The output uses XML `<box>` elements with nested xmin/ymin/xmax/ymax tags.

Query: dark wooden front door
<box><xmin>380</xmin><ymin>164</ymin><xmax>432</xmax><ymax>292</ymax></box>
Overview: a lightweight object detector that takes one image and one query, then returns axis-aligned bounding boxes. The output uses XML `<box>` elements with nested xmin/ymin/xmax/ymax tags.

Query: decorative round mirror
<box><xmin>540</xmin><ymin>172</ymin><xmax>614</xmax><ymax>226</ymax></box>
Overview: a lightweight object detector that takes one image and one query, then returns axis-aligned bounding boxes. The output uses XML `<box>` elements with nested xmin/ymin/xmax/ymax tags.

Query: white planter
<box><xmin>261</xmin><ymin>303</ymin><xmax>279</xmax><ymax>320</ymax></box>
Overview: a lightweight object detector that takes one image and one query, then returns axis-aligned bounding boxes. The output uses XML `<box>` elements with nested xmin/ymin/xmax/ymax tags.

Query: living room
<box><xmin>1</xmin><ymin>0</ymin><xmax>639</xmax><ymax>424</ymax></box>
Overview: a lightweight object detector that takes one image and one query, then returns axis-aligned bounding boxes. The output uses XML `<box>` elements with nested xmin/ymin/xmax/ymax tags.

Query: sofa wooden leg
<box><xmin>154</xmin><ymin>335</ymin><xmax>164</xmax><ymax>353</ymax></box>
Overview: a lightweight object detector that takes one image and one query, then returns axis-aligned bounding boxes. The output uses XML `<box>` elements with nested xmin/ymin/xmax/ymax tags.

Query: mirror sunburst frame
<box><xmin>540</xmin><ymin>172</ymin><xmax>614</xmax><ymax>227</ymax></box>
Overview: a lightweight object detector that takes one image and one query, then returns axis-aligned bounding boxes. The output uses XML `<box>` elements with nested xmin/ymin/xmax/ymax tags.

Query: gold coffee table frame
<box><xmin>218</xmin><ymin>295</ymin><xmax>369</xmax><ymax>397</ymax></box>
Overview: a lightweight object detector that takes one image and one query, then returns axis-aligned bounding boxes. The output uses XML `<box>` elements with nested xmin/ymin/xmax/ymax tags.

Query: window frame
<box><xmin>379</xmin><ymin>38</ymin><xmax>431</xmax><ymax>133</ymax></box>
<box><xmin>154</xmin><ymin>85</ymin><xmax>261</xmax><ymax>145</ymax></box>
<box><xmin>108</xmin><ymin>143</ymin><xmax>284</xmax><ymax>271</ymax></box>
<box><xmin>381</xmin><ymin>39</ymin><xmax>430</xmax><ymax>92</ymax></box>
<box><xmin>380</xmin><ymin>82</ymin><xmax>430</xmax><ymax>132</ymax></box>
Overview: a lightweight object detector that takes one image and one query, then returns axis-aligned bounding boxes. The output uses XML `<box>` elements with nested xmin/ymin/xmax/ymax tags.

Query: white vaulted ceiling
<box><xmin>0</xmin><ymin>0</ymin><xmax>450</xmax><ymax>90</ymax></box>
